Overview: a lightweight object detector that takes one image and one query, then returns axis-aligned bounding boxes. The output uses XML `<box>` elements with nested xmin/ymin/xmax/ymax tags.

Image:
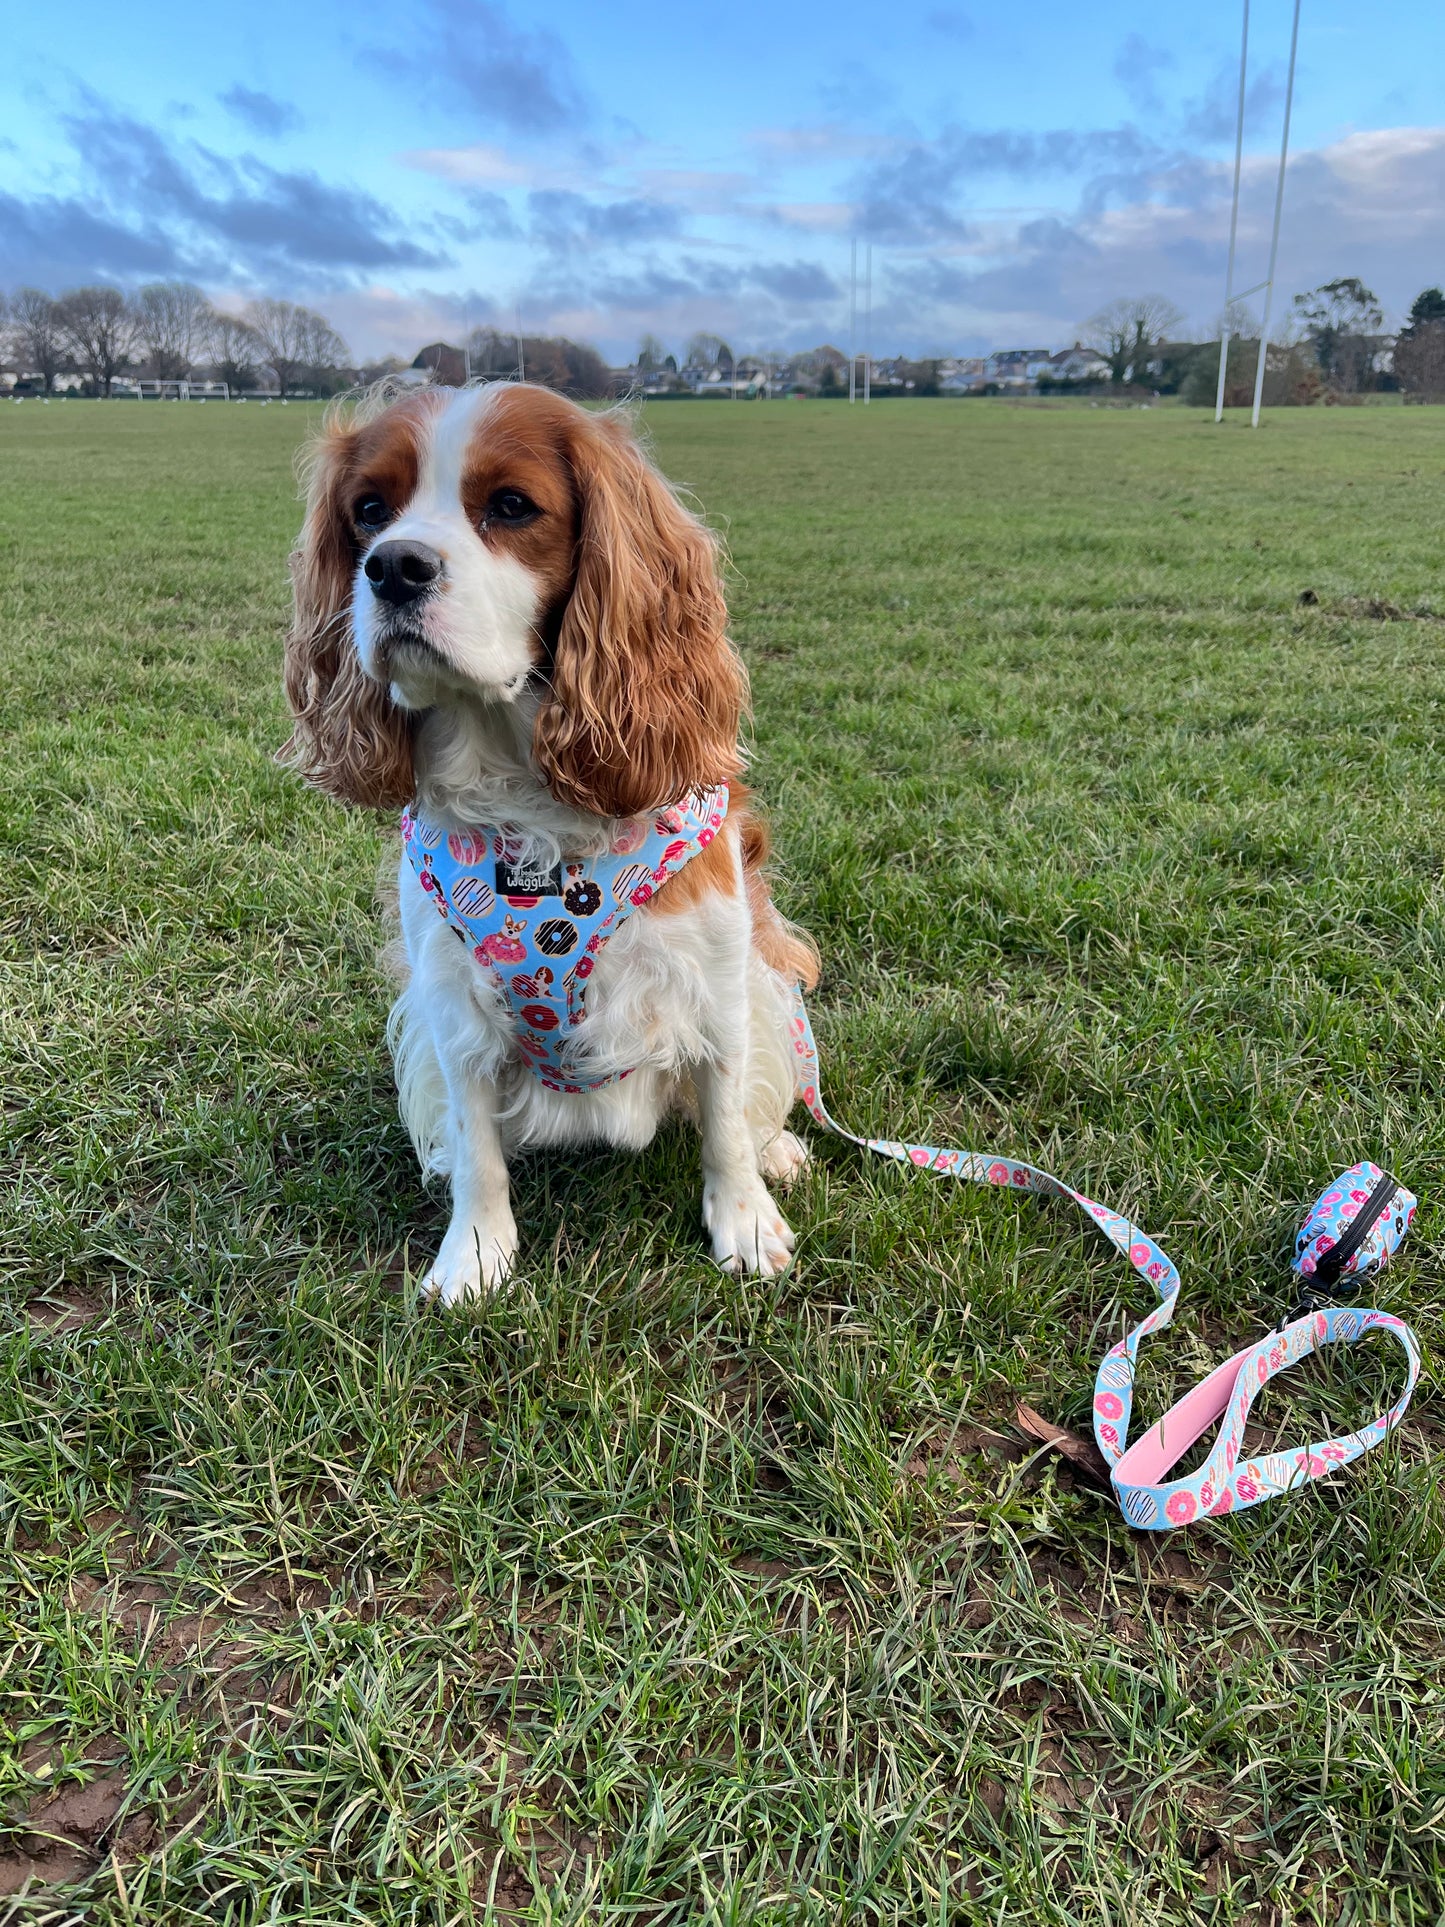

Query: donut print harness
<box><xmin>402</xmin><ymin>785</ymin><xmax>728</xmax><ymax>1094</ymax></box>
<box><xmin>403</xmin><ymin>781</ymin><xmax>1421</xmax><ymax>1530</ymax></box>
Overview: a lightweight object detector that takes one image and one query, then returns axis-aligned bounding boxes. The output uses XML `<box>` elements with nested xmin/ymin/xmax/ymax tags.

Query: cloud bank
<box><xmin>3</xmin><ymin>35</ymin><xmax>1442</xmax><ymax>364</ymax></box>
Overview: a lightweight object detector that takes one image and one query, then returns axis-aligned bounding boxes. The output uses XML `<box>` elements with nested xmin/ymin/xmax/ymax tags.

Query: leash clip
<box><xmin>1277</xmin><ymin>1286</ymin><xmax>1333</xmax><ymax>1331</ymax></box>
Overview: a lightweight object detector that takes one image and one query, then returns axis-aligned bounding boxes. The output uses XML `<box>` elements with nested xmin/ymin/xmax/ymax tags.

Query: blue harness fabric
<box><xmin>402</xmin><ymin>782</ymin><xmax>1421</xmax><ymax>1528</ymax></box>
<box><xmin>402</xmin><ymin>785</ymin><xmax>729</xmax><ymax>1093</ymax></box>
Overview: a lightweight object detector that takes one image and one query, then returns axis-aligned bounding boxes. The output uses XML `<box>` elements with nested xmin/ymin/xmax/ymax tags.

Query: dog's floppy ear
<box><xmin>533</xmin><ymin>410</ymin><xmax>746</xmax><ymax>818</ymax></box>
<box><xmin>281</xmin><ymin>412</ymin><xmax>414</xmax><ymax>809</ymax></box>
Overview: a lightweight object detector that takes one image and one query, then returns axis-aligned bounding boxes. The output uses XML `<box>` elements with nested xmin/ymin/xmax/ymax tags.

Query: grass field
<box><xmin>1</xmin><ymin>393</ymin><xmax>1444</xmax><ymax>1924</ymax></box>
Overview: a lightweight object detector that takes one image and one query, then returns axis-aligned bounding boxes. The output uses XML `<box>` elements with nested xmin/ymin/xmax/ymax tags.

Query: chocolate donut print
<box><xmin>536</xmin><ymin>918</ymin><xmax>579</xmax><ymax>957</ymax></box>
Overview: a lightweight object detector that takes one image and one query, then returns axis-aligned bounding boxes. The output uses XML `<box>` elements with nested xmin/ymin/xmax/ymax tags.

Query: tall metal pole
<box><xmin>1215</xmin><ymin>0</ymin><xmax>1250</xmax><ymax>422</ymax></box>
<box><xmin>1250</xmin><ymin>0</ymin><xmax>1301</xmax><ymax>429</ymax></box>
<box><xmin>849</xmin><ymin>239</ymin><xmax>857</xmax><ymax>403</ymax></box>
<box><xmin>863</xmin><ymin>244</ymin><xmax>872</xmax><ymax>404</ymax></box>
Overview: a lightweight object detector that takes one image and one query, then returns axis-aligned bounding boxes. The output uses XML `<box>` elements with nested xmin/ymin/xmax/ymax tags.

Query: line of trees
<box><xmin>1</xmin><ymin>282</ymin><xmax>352</xmax><ymax>398</ymax></box>
<box><xmin>11</xmin><ymin>272</ymin><xmax>1445</xmax><ymax>407</ymax></box>
<box><xmin>1082</xmin><ymin>279</ymin><xmax>1445</xmax><ymax>405</ymax></box>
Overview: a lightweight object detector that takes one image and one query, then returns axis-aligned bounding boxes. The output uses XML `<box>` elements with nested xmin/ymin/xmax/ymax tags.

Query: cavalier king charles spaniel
<box><xmin>283</xmin><ymin>381</ymin><xmax>818</xmax><ymax>1302</ymax></box>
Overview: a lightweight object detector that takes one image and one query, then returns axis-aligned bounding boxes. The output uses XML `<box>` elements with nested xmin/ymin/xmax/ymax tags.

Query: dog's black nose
<box><xmin>365</xmin><ymin>539</ymin><xmax>442</xmax><ymax>607</ymax></box>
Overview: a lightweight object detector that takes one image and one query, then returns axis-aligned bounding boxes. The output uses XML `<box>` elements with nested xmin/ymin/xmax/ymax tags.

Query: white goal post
<box><xmin>130</xmin><ymin>379</ymin><xmax>231</xmax><ymax>401</ymax></box>
<box><xmin>1214</xmin><ymin>0</ymin><xmax>1302</xmax><ymax>428</ymax></box>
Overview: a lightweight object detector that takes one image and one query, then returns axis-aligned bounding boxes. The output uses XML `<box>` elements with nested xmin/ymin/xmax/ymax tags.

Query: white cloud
<box><xmin>768</xmin><ymin>202</ymin><xmax>856</xmax><ymax>232</ymax></box>
<box><xmin>399</xmin><ymin>145</ymin><xmax>583</xmax><ymax>190</ymax></box>
<box><xmin>748</xmin><ymin>124</ymin><xmax>904</xmax><ymax>162</ymax></box>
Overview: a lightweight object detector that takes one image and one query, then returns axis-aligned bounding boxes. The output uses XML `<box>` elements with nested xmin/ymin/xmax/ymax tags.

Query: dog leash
<box><xmin>787</xmin><ymin>996</ymin><xmax>1421</xmax><ymax>1529</ymax></box>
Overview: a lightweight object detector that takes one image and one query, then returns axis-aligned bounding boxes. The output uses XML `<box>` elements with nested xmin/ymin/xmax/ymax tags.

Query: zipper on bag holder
<box><xmin>1311</xmin><ymin>1168</ymin><xmax>1398</xmax><ymax>1285</ymax></box>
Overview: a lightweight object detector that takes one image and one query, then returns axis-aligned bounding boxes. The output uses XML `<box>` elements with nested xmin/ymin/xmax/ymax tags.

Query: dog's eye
<box><xmin>354</xmin><ymin>494</ymin><xmax>390</xmax><ymax>530</ymax></box>
<box><xmin>488</xmin><ymin>489</ymin><xmax>538</xmax><ymax>525</ymax></box>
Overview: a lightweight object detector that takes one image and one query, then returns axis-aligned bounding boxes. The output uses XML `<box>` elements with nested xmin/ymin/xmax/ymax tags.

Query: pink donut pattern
<box><xmin>402</xmin><ymin>787</ymin><xmax>729</xmax><ymax>1094</ymax></box>
<box><xmin>1293</xmin><ymin>1162</ymin><xmax>1415</xmax><ymax>1283</ymax></box>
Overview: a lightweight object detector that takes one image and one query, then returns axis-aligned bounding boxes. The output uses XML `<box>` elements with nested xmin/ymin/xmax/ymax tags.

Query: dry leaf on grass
<box><xmin>1014</xmin><ymin>1402</ymin><xmax>1113</xmax><ymax>1490</ymax></box>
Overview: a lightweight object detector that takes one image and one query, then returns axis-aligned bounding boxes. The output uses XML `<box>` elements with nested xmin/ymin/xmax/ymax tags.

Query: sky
<box><xmin>2</xmin><ymin>0</ymin><xmax>1443</xmax><ymax>364</ymax></box>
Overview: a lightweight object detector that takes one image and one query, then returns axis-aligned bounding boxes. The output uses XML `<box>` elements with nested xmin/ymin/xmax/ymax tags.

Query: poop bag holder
<box><xmin>1293</xmin><ymin>1162</ymin><xmax>1416</xmax><ymax>1291</ymax></box>
<box><xmin>786</xmin><ymin>987</ymin><xmax>1422</xmax><ymax>1529</ymax></box>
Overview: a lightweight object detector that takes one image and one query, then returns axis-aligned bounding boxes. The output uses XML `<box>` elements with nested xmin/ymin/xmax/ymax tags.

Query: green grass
<box><xmin>1</xmin><ymin>393</ymin><xmax>1443</xmax><ymax>1923</ymax></box>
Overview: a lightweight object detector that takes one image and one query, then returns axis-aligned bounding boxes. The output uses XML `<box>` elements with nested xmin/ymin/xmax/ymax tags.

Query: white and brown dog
<box><xmin>283</xmin><ymin>381</ymin><xmax>818</xmax><ymax>1302</ymax></box>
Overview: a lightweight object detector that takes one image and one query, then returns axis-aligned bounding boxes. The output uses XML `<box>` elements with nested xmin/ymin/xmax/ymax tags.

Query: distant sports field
<box><xmin>3</xmin><ymin>395</ymin><xmax>1444</xmax><ymax>1922</ymax></box>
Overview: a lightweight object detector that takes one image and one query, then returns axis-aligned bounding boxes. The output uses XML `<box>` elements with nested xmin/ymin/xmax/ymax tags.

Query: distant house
<box><xmin>985</xmin><ymin>349</ymin><xmax>1052</xmax><ymax>387</ymax></box>
<box><xmin>939</xmin><ymin>356</ymin><xmax>988</xmax><ymax>393</ymax></box>
<box><xmin>1046</xmin><ymin>344</ymin><xmax>1110</xmax><ymax>383</ymax></box>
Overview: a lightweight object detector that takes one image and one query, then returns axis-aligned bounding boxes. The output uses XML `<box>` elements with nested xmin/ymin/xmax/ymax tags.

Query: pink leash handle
<box><xmin>787</xmin><ymin>994</ymin><xmax>1420</xmax><ymax>1529</ymax></box>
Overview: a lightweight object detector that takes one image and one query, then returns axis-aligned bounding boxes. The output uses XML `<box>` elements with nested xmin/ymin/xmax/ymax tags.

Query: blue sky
<box><xmin>3</xmin><ymin>0</ymin><xmax>1442</xmax><ymax>362</ymax></box>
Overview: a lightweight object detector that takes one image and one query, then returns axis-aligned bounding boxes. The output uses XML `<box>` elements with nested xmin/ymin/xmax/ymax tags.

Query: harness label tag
<box><xmin>495</xmin><ymin>859</ymin><xmax>562</xmax><ymax>897</ymax></box>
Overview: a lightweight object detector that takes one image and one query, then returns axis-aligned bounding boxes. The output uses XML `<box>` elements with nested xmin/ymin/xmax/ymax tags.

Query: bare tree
<box><xmin>245</xmin><ymin>300</ymin><xmax>348</xmax><ymax>396</ymax></box>
<box><xmin>1083</xmin><ymin>295</ymin><xmax>1185</xmax><ymax>385</ymax></box>
<box><xmin>684</xmin><ymin>331</ymin><xmax>733</xmax><ymax>373</ymax></box>
<box><xmin>1212</xmin><ymin>297</ymin><xmax>1259</xmax><ymax>340</ymax></box>
<box><xmin>136</xmin><ymin>281</ymin><xmax>213</xmax><ymax>381</ymax></box>
<box><xmin>636</xmin><ymin>332</ymin><xmax>667</xmax><ymax>371</ymax></box>
<box><xmin>553</xmin><ymin>338</ymin><xmax>613</xmax><ymax>399</ymax></box>
<box><xmin>6</xmin><ymin>288</ymin><xmax>69</xmax><ymax>394</ymax></box>
<box><xmin>465</xmin><ymin>327</ymin><xmax>517</xmax><ymax>379</ymax></box>
<box><xmin>206</xmin><ymin>311</ymin><xmax>263</xmax><ymax>393</ymax></box>
<box><xmin>246</xmin><ymin>297</ymin><xmax>311</xmax><ymax>396</ymax></box>
<box><xmin>296</xmin><ymin>310</ymin><xmax>350</xmax><ymax>394</ymax></box>
<box><xmin>461</xmin><ymin>325</ymin><xmax>611</xmax><ymax>397</ymax></box>
<box><xmin>57</xmin><ymin>285</ymin><xmax>139</xmax><ymax>396</ymax></box>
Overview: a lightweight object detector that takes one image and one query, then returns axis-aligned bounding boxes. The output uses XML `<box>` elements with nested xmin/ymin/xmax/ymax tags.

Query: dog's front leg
<box><xmin>697</xmin><ymin>1052</ymin><xmax>796</xmax><ymax>1277</ymax></box>
<box><xmin>422</xmin><ymin>996</ymin><xmax>518</xmax><ymax>1305</ymax></box>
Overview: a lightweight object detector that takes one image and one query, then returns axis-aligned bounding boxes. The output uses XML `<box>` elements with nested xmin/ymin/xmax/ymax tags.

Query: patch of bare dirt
<box><xmin>904</xmin><ymin>1421</ymin><xmax>1026</xmax><ymax>1488</ymax></box>
<box><xmin>1297</xmin><ymin>589</ymin><xmax>1443</xmax><ymax>622</ymax></box>
<box><xmin>0</xmin><ymin>1736</ymin><xmax>152</xmax><ymax>1897</ymax></box>
<box><xmin>25</xmin><ymin>1292</ymin><xmax>105</xmax><ymax>1334</ymax></box>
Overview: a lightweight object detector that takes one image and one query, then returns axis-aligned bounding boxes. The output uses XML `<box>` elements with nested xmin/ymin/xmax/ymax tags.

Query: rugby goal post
<box><xmin>1214</xmin><ymin>0</ymin><xmax>1302</xmax><ymax>428</ymax></box>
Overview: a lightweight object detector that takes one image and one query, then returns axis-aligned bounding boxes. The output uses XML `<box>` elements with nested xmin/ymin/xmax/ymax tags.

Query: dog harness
<box><xmin>403</xmin><ymin>784</ymin><xmax>1420</xmax><ymax>1530</ymax></box>
<box><xmin>402</xmin><ymin>785</ymin><xmax>729</xmax><ymax>1093</ymax></box>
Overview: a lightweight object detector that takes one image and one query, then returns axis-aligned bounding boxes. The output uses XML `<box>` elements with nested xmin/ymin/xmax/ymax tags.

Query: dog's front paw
<box><xmin>421</xmin><ymin>1215</ymin><xmax>518</xmax><ymax>1306</ymax></box>
<box><xmin>703</xmin><ymin>1179</ymin><xmax>796</xmax><ymax>1277</ymax></box>
<box><xmin>759</xmin><ymin>1129</ymin><xmax>811</xmax><ymax>1192</ymax></box>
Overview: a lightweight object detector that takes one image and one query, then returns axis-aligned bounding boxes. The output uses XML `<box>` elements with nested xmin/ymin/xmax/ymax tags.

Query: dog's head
<box><xmin>283</xmin><ymin>382</ymin><xmax>746</xmax><ymax>816</ymax></box>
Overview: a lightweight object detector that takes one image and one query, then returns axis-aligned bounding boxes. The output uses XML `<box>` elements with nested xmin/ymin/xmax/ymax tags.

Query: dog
<box><xmin>283</xmin><ymin>380</ymin><xmax>819</xmax><ymax>1302</ymax></box>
